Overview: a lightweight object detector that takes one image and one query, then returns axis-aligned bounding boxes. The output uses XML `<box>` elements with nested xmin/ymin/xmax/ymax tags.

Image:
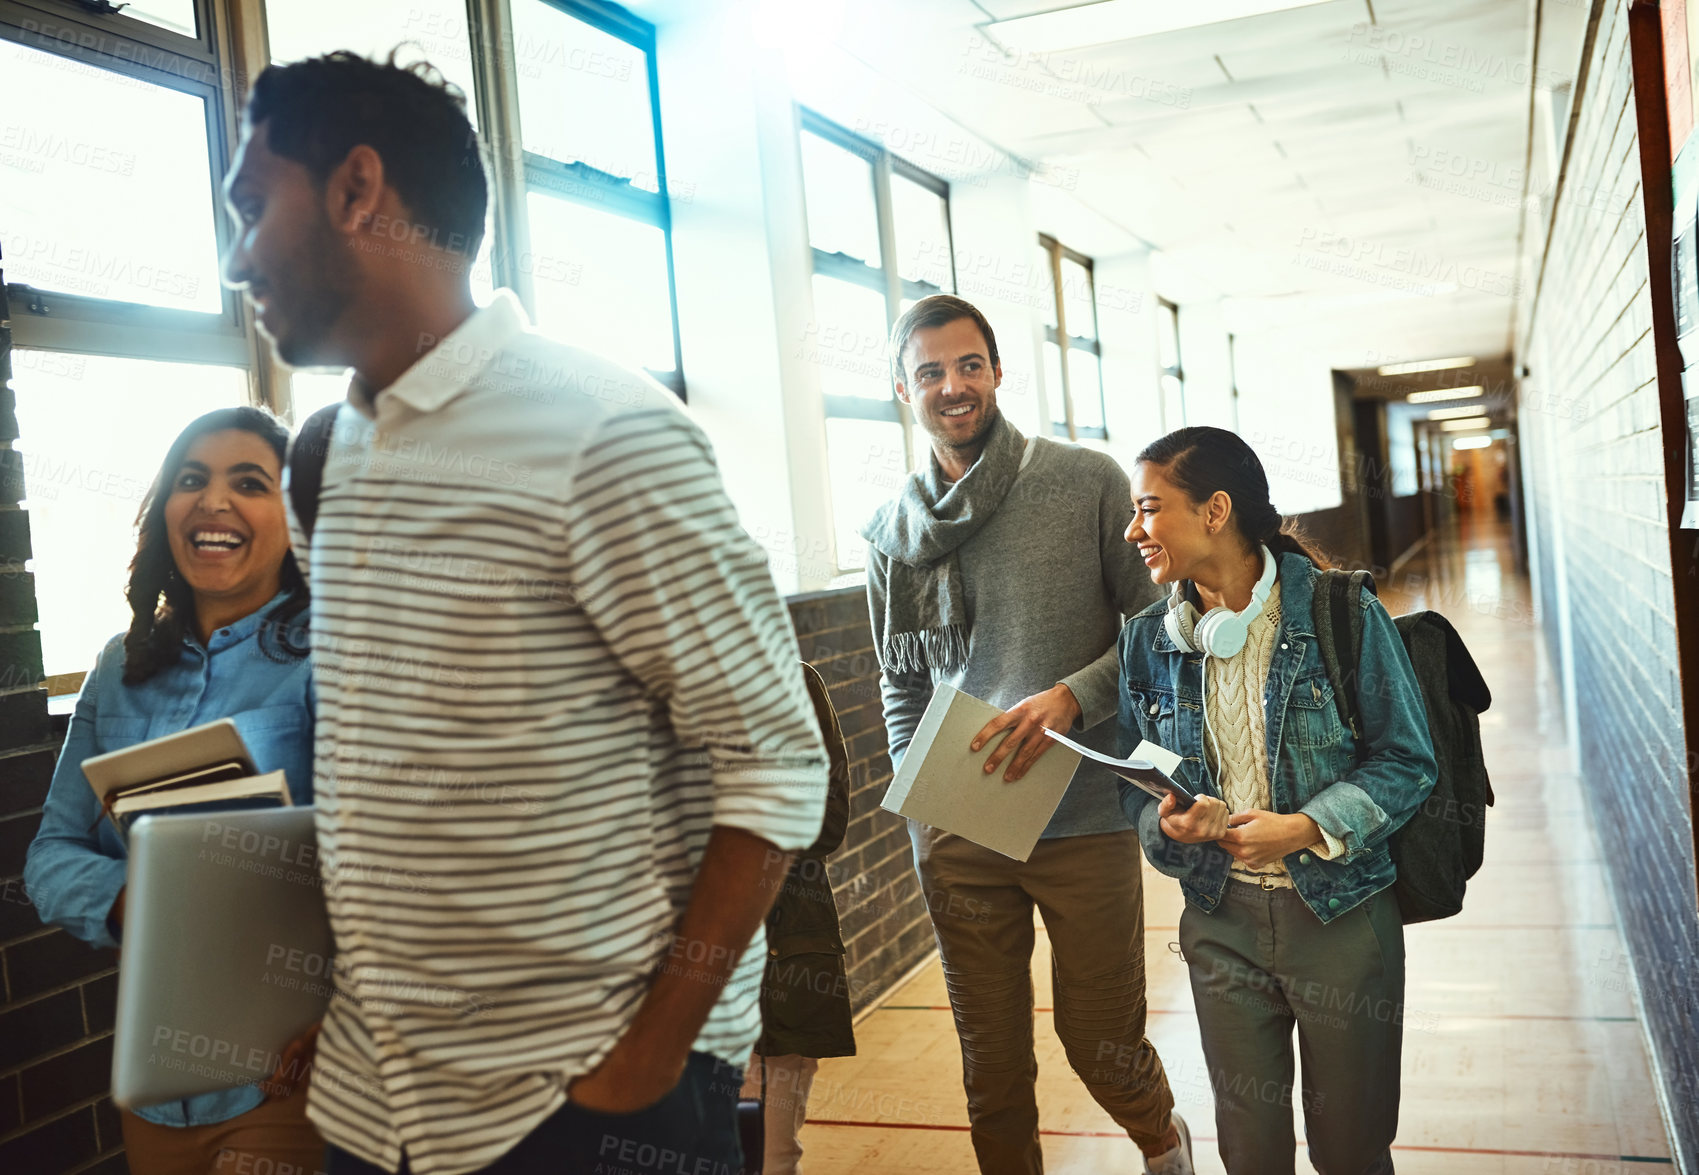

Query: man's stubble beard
<box><xmin>274</xmin><ymin>217</ymin><xmax>360</xmax><ymax>368</ymax></box>
<box><xmin>936</xmin><ymin>402</ymin><xmax>1001</xmax><ymax>459</ymax></box>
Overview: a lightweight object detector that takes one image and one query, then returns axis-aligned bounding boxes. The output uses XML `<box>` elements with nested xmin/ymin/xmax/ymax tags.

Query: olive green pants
<box><xmin>1180</xmin><ymin>882</ymin><xmax>1404</xmax><ymax>1175</ymax></box>
<box><xmin>911</xmin><ymin>824</ymin><xmax>1175</xmax><ymax>1175</ymax></box>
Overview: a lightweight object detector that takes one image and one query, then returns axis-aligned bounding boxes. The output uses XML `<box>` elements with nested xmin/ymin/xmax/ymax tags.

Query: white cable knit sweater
<box><xmin>1200</xmin><ymin>582</ymin><xmax>1342</xmax><ymax>885</ymax></box>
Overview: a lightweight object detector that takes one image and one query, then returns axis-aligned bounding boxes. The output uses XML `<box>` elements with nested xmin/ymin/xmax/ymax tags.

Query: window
<box><xmin>14</xmin><ymin>354</ymin><xmax>249</xmax><ymax>681</ymax></box>
<box><xmin>2</xmin><ymin>12</ymin><xmax>250</xmax><ymax>367</ymax></box>
<box><xmin>510</xmin><ymin>0</ymin><xmax>683</xmax><ymax>391</ymax></box>
<box><xmin>1158</xmin><ymin>297</ymin><xmax>1185</xmax><ymax>429</ymax></box>
<box><xmin>799</xmin><ymin>110</ymin><xmax>955</xmax><ymax>572</ymax></box>
<box><xmin>3</xmin><ymin>2</ymin><xmax>256</xmax><ymax>689</ymax></box>
<box><xmin>1036</xmin><ymin>234</ymin><xmax>1106</xmax><ymax>442</ymax></box>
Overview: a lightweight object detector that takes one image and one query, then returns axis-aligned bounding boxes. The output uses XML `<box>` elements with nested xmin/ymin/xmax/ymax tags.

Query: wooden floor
<box><xmin>803</xmin><ymin>516</ymin><xmax>1677</xmax><ymax>1173</ymax></box>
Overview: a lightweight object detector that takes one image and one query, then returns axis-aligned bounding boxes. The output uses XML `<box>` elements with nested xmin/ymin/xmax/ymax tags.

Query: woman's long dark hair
<box><xmin>1136</xmin><ymin>426</ymin><xmax>1330</xmax><ymax>569</ymax></box>
<box><xmin>123</xmin><ymin>406</ymin><xmax>309</xmax><ymax>684</ymax></box>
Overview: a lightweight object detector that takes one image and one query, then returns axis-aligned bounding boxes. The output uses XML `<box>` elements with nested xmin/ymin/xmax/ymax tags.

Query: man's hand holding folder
<box><xmin>969</xmin><ymin>684</ymin><xmax>1083</xmax><ymax>781</ymax></box>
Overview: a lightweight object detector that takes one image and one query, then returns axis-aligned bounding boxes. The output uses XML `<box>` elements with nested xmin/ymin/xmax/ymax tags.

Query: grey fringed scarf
<box><xmin>860</xmin><ymin>412</ymin><xmax>1029</xmax><ymax>675</ymax></box>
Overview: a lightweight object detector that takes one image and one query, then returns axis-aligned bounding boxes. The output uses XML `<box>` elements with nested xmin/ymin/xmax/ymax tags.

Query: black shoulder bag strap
<box><xmin>285</xmin><ymin>403</ymin><xmax>342</xmax><ymax>546</ymax></box>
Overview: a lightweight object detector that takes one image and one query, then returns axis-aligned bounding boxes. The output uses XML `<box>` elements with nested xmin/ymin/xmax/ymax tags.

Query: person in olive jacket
<box><xmin>741</xmin><ymin>662</ymin><xmax>856</xmax><ymax>1174</ymax></box>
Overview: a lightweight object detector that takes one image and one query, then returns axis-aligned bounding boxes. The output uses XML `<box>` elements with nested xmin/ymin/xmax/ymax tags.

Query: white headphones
<box><xmin>1164</xmin><ymin>545</ymin><xmax>1278</xmax><ymax>659</ymax></box>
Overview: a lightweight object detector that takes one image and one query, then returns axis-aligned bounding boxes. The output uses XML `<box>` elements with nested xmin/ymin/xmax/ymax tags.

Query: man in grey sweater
<box><xmin>861</xmin><ymin>295</ymin><xmax>1192</xmax><ymax>1175</ymax></box>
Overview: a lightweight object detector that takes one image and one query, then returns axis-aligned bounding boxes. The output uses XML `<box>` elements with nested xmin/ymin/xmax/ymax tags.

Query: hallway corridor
<box><xmin>803</xmin><ymin>520</ymin><xmax>1678</xmax><ymax>1173</ymax></box>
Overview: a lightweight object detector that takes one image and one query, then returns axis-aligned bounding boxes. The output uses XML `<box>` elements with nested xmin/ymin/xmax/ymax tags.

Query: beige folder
<box><xmin>880</xmin><ymin>684</ymin><xmax>1081</xmax><ymax>861</ymax></box>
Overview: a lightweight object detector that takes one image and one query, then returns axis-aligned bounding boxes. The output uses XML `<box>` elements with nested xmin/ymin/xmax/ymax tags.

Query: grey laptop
<box><xmin>112</xmin><ymin>806</ymin><xmax>334</xmax><ymax>1109</ymax></box>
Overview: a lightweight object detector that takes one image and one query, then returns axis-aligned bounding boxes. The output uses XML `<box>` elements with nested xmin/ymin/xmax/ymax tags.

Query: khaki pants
<box><xmin>911</xmin><ymin>824</ymin><xmax>1175</xmax><ymax>1175</ymax></box>
<box><xmin>739</xmin><ymin>1052</ymin><xmax>820</xmax><ymax>1175</ymax></box>
<box><xmin>120</xmin><ymin>1087</ymin><xmax>325</xmax><ymax>1175</ymax></box>
<box><xmin>1180</xmin><ymin>884</ymin><xmax>1404</xmax><ymax>1175</ymax></box>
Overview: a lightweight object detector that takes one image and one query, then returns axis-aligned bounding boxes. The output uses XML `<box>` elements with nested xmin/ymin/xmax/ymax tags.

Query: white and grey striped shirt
<box><xmin>294</xmin><ymin>292</ymin><xmax>827</xmax><ymax>1175</ymax></box>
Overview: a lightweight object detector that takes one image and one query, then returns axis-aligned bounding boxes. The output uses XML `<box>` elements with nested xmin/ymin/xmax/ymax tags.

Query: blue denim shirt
<box><xmin>24</xmin><ymin>593</ymin><xmax>314</xmax><ymax>1127</ymax></box>
<box><xmin>1116</xmin><ymin>553</ymin><xmax>1436</xmax><ymax>925</ymax></box>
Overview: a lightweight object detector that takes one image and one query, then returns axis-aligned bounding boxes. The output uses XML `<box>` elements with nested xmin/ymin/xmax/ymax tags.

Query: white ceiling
<box><xmin>829</xmin><ymin>0</ymin><xmax>1547</xmax><ymax>368</ymax></box>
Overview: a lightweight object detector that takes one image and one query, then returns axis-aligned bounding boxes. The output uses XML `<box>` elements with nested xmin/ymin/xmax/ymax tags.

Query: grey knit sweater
<box><xmin>870</xmin><ymin>437</ymin><xmax>1161</xmax><ymax>839</ymax></box>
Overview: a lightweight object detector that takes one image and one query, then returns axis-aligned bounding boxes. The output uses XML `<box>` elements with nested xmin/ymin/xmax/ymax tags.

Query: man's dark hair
<box><xmin>248</xmin><ymin>51</ymin><xmax>487</xmax><ymax>257</ymax></box>
<box><xmin>889</xmin><ymin>294</ymin><xmax>1001</xmax><ymax>388</ymax></box>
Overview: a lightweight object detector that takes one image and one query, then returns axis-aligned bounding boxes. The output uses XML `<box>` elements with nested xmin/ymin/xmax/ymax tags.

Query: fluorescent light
<box><xmin>1427</xmin><ymin>405</ymin><xmax>1487</xmax><ymax>420</ymax></box>
<box><xmin>1377</xmin><ymin>357</ymin><xmax>1476</xmax><ymax>376</ymax></box>
<box><xmin>1439</xmin><ymin>417</ymin><xmax>1490</xmax><ymax>431</ymax></box>
<box><xmin>985</xmin><ymin>0</ymin><xmax>1332</xmax><ymax>54</ymax></box>
<box><xmin>1408</xmin><ymin>385</ymin><xmax>1485</xmax><ymax>404</ymax></box>
<box><xmin>1453</xmin><ymin>436</ymin><xmax>1493</xmax><ymax>450</ymax></box>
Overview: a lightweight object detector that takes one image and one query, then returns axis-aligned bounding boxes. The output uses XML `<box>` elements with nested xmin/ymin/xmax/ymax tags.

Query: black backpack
<box><xmin>1310</xmin><ymin>569</ymin><xmax>1494</xmax><ymax>924</ymax></box>
<box><xmin>285</xmin><ymin>402</ymin><xmax>342</xmax><ymax>544</ymax></box>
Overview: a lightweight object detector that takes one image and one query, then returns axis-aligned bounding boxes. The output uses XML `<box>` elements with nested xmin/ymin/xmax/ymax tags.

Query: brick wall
<box><xmin>786</xmin><ymin>587</ymin><xmax>934</xmax><ymax>1015</ymax></box>
<box><xmin>0</xmin><ymin>258</ymin><xmax>127</xmax><ymax>1173</ymax></box>
<box><xmin>1516</xmin><ymin>2</ymin><xmax>1699</xmax><ymax>1159</ymax></box>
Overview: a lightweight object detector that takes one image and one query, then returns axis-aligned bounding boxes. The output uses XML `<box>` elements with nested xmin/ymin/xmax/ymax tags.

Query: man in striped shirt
<box><xmin>221</xmin><ymin>54</ymin><xmax>828</xmax><ymax>1175</ymax></box>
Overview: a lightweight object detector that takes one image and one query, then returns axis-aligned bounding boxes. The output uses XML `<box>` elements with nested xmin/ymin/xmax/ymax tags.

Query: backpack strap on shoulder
<box><xmin>286</xmin><ymin>403</ymin><xmax>342</xmax><ymax>546</ymax></box>
<box><xmin>1337</xmin><ymin>569</ymin><xmax>1374</xmax><ymax>740</ymax></box>
<box><xmin>1311</xmin><ymin>567</ymin><xmax>1374</xmax><ymax>742</ymax></box>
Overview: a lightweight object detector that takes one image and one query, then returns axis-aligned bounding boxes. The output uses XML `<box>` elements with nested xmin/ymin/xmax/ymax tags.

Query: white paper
<box><xmin>1040</xmin><ymin>728</ymin><xmax>1198</xmax><ymax>807</ymax></box>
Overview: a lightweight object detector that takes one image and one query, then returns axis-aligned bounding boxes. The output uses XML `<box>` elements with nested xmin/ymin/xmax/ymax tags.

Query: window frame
<box><xmin>800</xmin><ymin>108</ymin><xmax>956</xmax><ymax>571</ymax></box>
<box><xmin>1</xmin><ymin>0</ymin><xmax>255</xmax><ymax>369</ymax></box>
<box><xmin>505</xmin><ymin>0</ymin><xmax>685</xmax><ymax>396</ymax></box>
<box><xmin>1037</xmin><ymin>232</ymin><xmax>1106</xmax><ymax>442</ymax></box>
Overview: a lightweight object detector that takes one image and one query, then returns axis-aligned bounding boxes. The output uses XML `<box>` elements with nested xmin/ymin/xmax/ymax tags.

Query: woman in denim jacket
<box><xmin>25</xmin><ymin>406</ymin><xmax>320</xmax><ymax>1175</ymax></box>
<box><xmin>1116</xmin><ymin>427</ymin><xmax>1436</xmax><ymax>1175</ymax></box>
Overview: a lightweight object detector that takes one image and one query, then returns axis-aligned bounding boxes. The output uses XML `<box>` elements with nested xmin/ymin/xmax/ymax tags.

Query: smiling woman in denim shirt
<box><xmin>1116</xmin><ymin>427</ymin><xmax>1436</xmax><ymax>1175</ymax></box>
<box><xmin>25</xmin><ymin>405</ymin><xmax>320</xmax><ymax>1175</ymax></box>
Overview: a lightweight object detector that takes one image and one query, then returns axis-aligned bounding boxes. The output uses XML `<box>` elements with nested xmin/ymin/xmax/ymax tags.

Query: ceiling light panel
<box><xmin>1407</xmin><ymin>385</ymin><xmax>1486</xmax><ymax>404</ymax></box>
<box><xmin>985</xmin><ymin>0</ymin><xmax>1335</xmax><ymax>54</ymax></box>
<box><xmin>1439</xmin><ymin>416</ymin><xmax>1491</xmax><ymax>431</ymax></box>
<box><xmin>1427</xmin><ymin>405</ymin><xmax>1489</xmax><ymax>420</ymax></box>
<box><xmin>1378</xmin><ymin>356</ymin><xmax>1477</xmax><ymax>375</ymax></box>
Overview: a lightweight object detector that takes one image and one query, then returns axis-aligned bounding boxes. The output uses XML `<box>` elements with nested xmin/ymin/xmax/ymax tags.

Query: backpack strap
<box><xmin>1311</xmin><ymin>567</ymin><xmax>1375</xmax><ymax>742</ymax></box>
<box><xmin>285</xmin><ymin>403</ymin><xmax>342</xmax><ymax>546</ymax></box>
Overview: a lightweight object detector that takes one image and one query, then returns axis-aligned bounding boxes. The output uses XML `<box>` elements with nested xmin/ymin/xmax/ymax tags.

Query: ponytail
<box><xmin>1135</xmin><ymin>426</ymin><xmax>1331</xmax><ymax>569</ymax></box>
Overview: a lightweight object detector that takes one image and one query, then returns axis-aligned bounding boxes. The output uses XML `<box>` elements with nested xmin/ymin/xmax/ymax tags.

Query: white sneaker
<box><xmin>1143</xmin><ymin>1110</ymin><xmax>1194</xmax><ymax>1175</ymax></box>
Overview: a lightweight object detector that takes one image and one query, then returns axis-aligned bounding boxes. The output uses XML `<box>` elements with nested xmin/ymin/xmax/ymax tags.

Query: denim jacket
<box><xmin>24</xmin><ymin>593</ymin><xmax>314</xmax><ymax>1127</ymax></box>
<box><xmin>1116</xmin><ymin>553</ymin><xmax>1436</xmax><ymax>925</ymax></box>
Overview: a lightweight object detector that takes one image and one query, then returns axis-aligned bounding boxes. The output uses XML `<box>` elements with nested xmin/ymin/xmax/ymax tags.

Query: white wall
<box><xmin>655</xmin><ymin>4</ymin><xmax>833</xmax><ymax>592</ymax></box>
